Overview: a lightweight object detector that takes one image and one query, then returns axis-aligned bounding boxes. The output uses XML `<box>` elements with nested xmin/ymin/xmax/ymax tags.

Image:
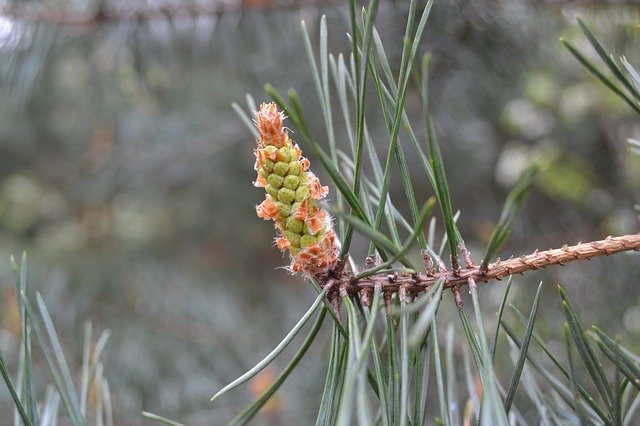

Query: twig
<box><xmin>318</xmin><ymin>234</ymin><xmax>640</xmax><ymax>298</ymax></box>
<box><xmin>0</xmin><ymin>0</ymin><xmax>338</xmax><ymax>26</ymax></box>
<box><xmin>539</xmin><ymin>0</ymin><xmax>640</xmax><ymax>5</ymax></box>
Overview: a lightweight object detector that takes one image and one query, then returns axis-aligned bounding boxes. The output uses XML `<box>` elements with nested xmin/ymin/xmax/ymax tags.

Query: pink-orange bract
<box><xmin>253</xmin><ymin>102</ymin><xmax>338</xmax><ymax>276</ymax></box>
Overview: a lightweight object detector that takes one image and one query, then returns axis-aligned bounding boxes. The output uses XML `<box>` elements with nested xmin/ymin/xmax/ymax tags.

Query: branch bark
<box><xmin>320</xmin><ymin>234</ymin><xmax>640</xmax><ymax>303</ymax></box>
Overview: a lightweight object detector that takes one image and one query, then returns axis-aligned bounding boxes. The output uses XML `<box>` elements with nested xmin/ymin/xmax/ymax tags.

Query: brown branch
<box><xmin>3</xmin><ymin>0</ymin><xmax>636</xmax><ymax>26</ymax></box>
<box><xmin>538</xmin><ymin>0</ymin><xmax>640</xmax><ymax>5</ymax></box>
<box><xmin>319</xmin><ymin>234</ymin><xmax>640</xmax><ymax>302</ymax></box>
<box><xmin>0</xmin><ymin>0</ymin><xmax>338</xmax><ymax>26</ymax></box>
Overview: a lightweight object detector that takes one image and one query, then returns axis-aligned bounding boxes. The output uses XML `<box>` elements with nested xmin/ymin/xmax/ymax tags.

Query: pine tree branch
<box><xmin>320</xmin><ymin>234</ymin><xmax>640</xmax><ymax>305</ymax></box>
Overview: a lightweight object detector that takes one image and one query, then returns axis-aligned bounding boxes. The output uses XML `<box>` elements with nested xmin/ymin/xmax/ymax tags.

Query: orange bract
<box><xmin>307</xmin><ymin>172</ymin><xmax>329</xmax><ymax>199</ymax></box>
<box><xmin>290</xmin><ymin>231</ymin><xmax>338</xmax><ymax>276</ymax></box>
<box><xmin>255</xmin><ymin>103</ymin><xmax>287</xmax><ymax>148</ymax></box>
<box><xmin>253</xmin><ymin>174</ymin><xmax>267</xmax><ymax>188</ymax></box>
<box><xmin>300</xmin><ymin>158</ymin><xmax>310</xmax><ymax>171</ymax></box>
<box><xmin>275</xmin><ymin>236</ymin><xmax>290</xmax><ymax>251</ymax></box>
<box><xmin>256</xmin><ymin>198</ymin><xmax>279</xmax><ymax>220</ymax></box>
<box><xmin>306</xmin><ymin>212</ymin><xmax>326</xmax><ymax>235</ymax></box>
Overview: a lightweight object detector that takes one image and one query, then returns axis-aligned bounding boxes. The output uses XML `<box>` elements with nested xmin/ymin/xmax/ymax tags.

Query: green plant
<box><xmin>0</xmin><ymin>253</ymin><xmax>112</xmax><ymax>426</ymax></box>
<box><xmin>207</xmin><ymin>5</ymin><xmax>640</xmax><ymax>425</ymax></box>
<box><xmin>2</xmin><ymin>3</ymin><xmax>639</xmax><ymax>426</ymax></box>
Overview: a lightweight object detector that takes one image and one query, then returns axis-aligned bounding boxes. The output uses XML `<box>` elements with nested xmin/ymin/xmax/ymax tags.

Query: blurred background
<box><xmin>0</xmin><ymin>0</ymin><xmax>638</xmax><ymax>424</ymax></box>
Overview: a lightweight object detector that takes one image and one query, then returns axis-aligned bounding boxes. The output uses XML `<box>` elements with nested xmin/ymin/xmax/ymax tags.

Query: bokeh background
<box><xmin>0</xmin><ymin>0</ymin><xmax>638</xmax><ymax>424</ymax></box>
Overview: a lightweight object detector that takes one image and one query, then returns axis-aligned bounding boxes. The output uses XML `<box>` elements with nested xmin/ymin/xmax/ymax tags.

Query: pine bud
<box><xmin>253</xmin><ymin>102</ymin><xmax>338</xmax><ymax>276</ymax></box>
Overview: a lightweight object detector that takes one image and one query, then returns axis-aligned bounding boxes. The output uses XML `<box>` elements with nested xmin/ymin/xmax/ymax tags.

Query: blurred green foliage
<box><xmin>0</xmin><ymin>0</ymin><xmax>638</xmax><ymax>423</ymax></box>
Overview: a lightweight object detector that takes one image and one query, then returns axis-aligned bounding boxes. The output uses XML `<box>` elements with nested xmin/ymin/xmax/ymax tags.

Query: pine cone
<box><xmin>253</xmin><ymin>102</ymin><xmax>338</xmax><ymax>276</ymax></box>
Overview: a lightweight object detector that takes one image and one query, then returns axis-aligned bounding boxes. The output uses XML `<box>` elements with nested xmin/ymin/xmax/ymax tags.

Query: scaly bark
<box><xmin>319</xmin><ymin>234</ymin><xmax>640</xmax><ymax>308</ymax></box>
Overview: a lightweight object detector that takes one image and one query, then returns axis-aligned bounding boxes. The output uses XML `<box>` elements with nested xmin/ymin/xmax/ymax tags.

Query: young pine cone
<box><xmin>253</xmin><ymin>102</ymin><xmax>338</xmax><ymax>276</ymax></box>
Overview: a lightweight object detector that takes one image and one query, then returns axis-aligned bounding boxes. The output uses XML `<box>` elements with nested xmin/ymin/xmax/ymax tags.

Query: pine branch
<box><xmin>320</xmin><ymin>234</ymin><xmax>640</xmax><ymax>306</ymax></box>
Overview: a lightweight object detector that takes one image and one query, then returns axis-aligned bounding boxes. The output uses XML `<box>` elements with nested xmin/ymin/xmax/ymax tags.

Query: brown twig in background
<box><xmin>540</xmin><ymin>0</ymin><xmax>640</xmax><ymax>5</ymax></box>
<box><xmin>319</xmin><ymin>234</ymin><xmax>640</xmax><ymax>307</ymax></box>
<box><xmin>0</xmin><ymin>0</ymin><xmax>339</xmax><ymax>26</ymax></box>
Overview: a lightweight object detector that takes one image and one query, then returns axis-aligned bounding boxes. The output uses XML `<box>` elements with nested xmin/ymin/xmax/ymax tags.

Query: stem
<box><xmin>318</xmin><ymin>234</ymin><xmax>640</xmax><ymax>297</ymax></box>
